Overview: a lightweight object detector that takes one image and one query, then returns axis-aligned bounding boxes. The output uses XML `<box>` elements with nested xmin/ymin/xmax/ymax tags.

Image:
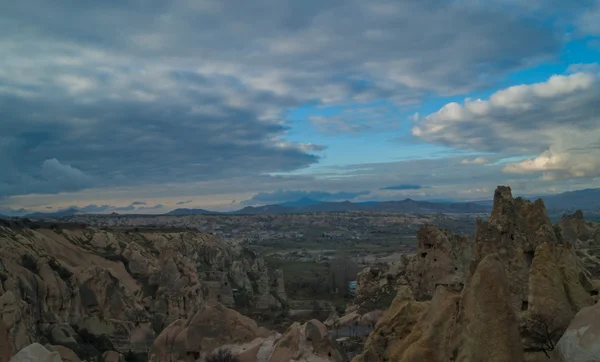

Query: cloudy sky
<box><xmin>1</xmin><ymin>0</ymin><xmax>599</xmax><ymax>215</ymax></box>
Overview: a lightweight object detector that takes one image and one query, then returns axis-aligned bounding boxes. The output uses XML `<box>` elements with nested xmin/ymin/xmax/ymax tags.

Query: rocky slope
<box><xmin>0</xmin><ymin>220</ymin><xmax>287</xmax><ymax>361</ymax></box>
<box><xmin>149</xmin><ymin>303</ymin><xmax>347</xmax><ymax>362</ymax></box>
<box><xmin>352</xmin><ymin>186</ymin><xmax>600</xmax><ymax>362</ymax></box>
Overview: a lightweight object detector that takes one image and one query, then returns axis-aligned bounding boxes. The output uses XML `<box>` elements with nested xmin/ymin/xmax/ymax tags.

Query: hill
<box><xmin>24</xmin><ymin>208</ymin><xmax>84</xmax><ymax>218</ymax></box>
<box><xmin>166</xmin><ymin>208</ymin><xmax>218</xmax><ymax>215</ymax></box>
<box><xmin>539</xmin><ymin>188</ymin><xmax>600</xmax><ymax>211</ymax></box>
<box><xmin>277</xmin><ymin>197</ymin><xmax>323</xmax><ymax>207</ymax></box>
<box><xmin>231</xmin><ymin>198</ymin><xmax>489</xmax><ymax>214</ymax></box>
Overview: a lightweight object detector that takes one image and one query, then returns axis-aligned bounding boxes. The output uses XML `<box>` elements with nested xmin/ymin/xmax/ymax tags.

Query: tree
<box><xmin>206</xmin><ymin>349</ymin><xmax>239</xmax><ymax>362</ymax></box>
<box><xmin>525</xmin><ymin>313</ymin><xmax>566</xmax><ymax>358</ymax></box>
<box><xmin>329</xmin><ymin>251</ymin><xmax>360</xmax><ymax>297</ymax></box>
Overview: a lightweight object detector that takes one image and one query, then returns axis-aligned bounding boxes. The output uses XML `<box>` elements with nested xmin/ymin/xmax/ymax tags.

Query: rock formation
<box><xmin>353</xmin><ymin>186</ymin><xmax>597</xmax><ymax>362</ymax></box>
<box><xmin>149</xmin><ymin>303</ymin><xmax>347</xmax><ymax>362</ymax></box>
<box><xmin>558</xmin><ymin>210</ymin><xmax>600</xmax><ymax>279</ymax></box>
<box><xmin>0</xmin><ymin>222</ymin><xmax>287</xmax><ymax>361</ymax></box>
<box><xmin>405</xmin><ymin>224</ymin><xmax>472</xmax><ymax>300</ymax></box>
<box><xmin>8</xmin><ymin>343</ymin><xmax>62</xmax><ymax>362</ymax></box>
<box><xmin>348</xmin><ymin>256</ymin><xmax>410</xmax><ymax>315</ymax></box>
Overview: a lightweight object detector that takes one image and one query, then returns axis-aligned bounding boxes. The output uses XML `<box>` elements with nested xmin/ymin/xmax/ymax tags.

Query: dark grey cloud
<box><xmin>380</xmin><ymin>184</ymin><xmax>423</xmax><ymax>190</ymax></box>
<box><xmin>73</xmin><ymin>204</ymin><xmax>136</xmax><ymax>213</ymax></box>
<box><xmin>131</xmin><ymin>201</ymin><xmax>147</xmax><ymax>205</ymax></box>
<box><xmin>176</xmin><ymin>200</ymin><xmax>193</xmax><ymax>205</ymax></box>
<box><xmin>241</xmin><ymin>189</ymin><xmax>371</xmax><ymax>205</ymax></box>
<box><xmin>0</xmin><ymin>0</ymin><xmax>591</xmax><ymax>199</ymax></box>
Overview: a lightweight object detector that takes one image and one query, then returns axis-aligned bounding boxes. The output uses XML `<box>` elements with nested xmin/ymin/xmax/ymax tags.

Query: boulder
<box><xmin>150</xmin><ymin>304</ymin><xmax>346</xmax><ymax>362</ymax></box>
<box><xmin>48</xmin><ymin>346</ymin><xmax>80</xmax><ymax>362</ymax></box>
<box><xmin>48</xmin><ymin>324</ymin><xmax>78</xmax><ymax>349</ymax></box>
<box><xmin>101</xmin><ymin>351</ymin><xmax>125</xmax><ymax>362</ymax></box>
<box><xmin>269</xmin><ymin>319</ymin><xmax>347</xmax><ymax>362</ymax></box>
<box><xmin>9</xmin><ymin>343</ymin><xmax>62</xmax><ymax>362</ymax></box>
<box><xmin>149</xmin><ymin>303</ymin><xmax>271</xmax><ymax>361</ymax></box>
<box><xmin>556</xmin><ymin>301</ymin><xmax>600</xmax><ymax>362</ymax></box>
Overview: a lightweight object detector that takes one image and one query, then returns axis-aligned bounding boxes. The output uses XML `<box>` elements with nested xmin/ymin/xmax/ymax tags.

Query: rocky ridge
<box><xmin>0</xmin><ymin>221</ymin><xmax>287</xmax><ymax>361</ymax></box>
<box><xmin>352</xmin><ymin>186</ymin><xmax>600</xmax><ymax>362</ymax></box>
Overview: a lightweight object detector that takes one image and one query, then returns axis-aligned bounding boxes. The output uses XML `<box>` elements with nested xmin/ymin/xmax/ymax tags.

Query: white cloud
<box><xmin>461</xmin><ymin>157</ymin><xmax>490</xmax><ymax>165</ymax></box>
<box><xmin>504</xmin><ymin>148</ymin><xmax>600</xmax><ymax>180</ymax></box>
<box><xmin>56</xmin><ymin>75</ymin><xmax>97</xmax><ymax>94</ymax></box>
<box><xmin>413</xmin><ymin>69</ymin><xmax>600</xmax><ymax>180</ymax></box>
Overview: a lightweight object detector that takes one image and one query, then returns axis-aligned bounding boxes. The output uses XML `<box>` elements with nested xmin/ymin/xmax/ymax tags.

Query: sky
<box><xmin>1</xmin><ymin>0</ymin><xmax>600</xmax><ymax>215</ymax></box>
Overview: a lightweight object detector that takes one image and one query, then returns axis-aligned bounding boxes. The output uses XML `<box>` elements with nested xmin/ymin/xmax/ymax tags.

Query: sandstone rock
<box><xmin>457</xmin><ymin>255</ymin><xmax>523</xmax><ymax>362</ymax></box>
<box><xmin>353</xmin><ymin>286</ymin><xmax>431</xmax><ymax>362</ymax></box>
<box><xmin>527</xmin><ymin>242</ymin><xmax>593</xmax><ymax>330</ymax></box>
<box><xmin>149</xmin><ymin>304</ymin><xmax>345</xmax><ymax>362</ymax></box>
<box><xmin>406</xmin><ymin>224</ymin><xmax>472</xmax><ymax>299</ymax></box>
<box><xmin>353</xmin><ymin>186</ymin><xmax>595</xmax><ymax>361</ymax></box>
<box><xmin>48</xmin><ymin>324</ymin><xmax>78</xmax><ymax>349</ymax></box>
<box><xmin>48</xmin><ymin>346</ymin><xmax>80</xmax><ymax>362</ymax></box>
<box><xmin>149</xmin><ymin>303</ymin><xmax>271</xmax><ymax>361</ymax></box>
<box><xmin>101</xmin><ymin>351</ymin><xmax>124</xmax><ymax>362</ymax></box>
<box><xmin>0</xmin><ymin>224</ymin><xmax>287</xmax><ymax>360</ymax></box>
<box><xmin>269</xmin><ymin>319</ymin><xmax>347</xmax><ymax>362</ymax></box>
<box><xmin>337</xmin><ymin>311</ymin><xmax>360</xmax><ymax>328</ymax></box>
<box><xmin>559</xmin><ymin>210</ymin><xmax>600</xmax><ymax>278</ymax></box>
<box><xmin>1</xmin><ymin>319</ymin><xmax>12</xmax><ymax>362</ymax></box>
<box><xmin>556</xmin><ymin>300</ymin><xmax>600</xmax><ymax>362</ymax></box>
<box><xmin>349</xmin><ymin>257</ymin><xmax>410</xmax><ymax>314</ymax></box>
<box><xmin>359</xmin><ymin>310</ymin><xmax>383</xmax><ymax>328</ymax></box>
<box><xmin>9</xmin><ymin>343</ymin><xmax>62</xmax><ymax>362</ymax></box>
<box><xmin>271</xmin><ymin>269</ymin><xmax>287</xmax><ymax>303</ymax></box>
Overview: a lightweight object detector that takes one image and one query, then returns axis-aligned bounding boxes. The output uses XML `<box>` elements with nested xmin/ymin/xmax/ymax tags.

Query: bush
<box><xmin>206</xmin><ymin>349</ymin><xmax>239</xmax><ymax>362</ymax></box>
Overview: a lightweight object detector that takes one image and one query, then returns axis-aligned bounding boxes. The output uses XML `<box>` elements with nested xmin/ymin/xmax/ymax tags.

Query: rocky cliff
<box><xmin>353</xmin><ymin>186</ymin><xmax>599</xmax><ymax>362</ymax></box>
<box><xmin>0</xmin><ymin>220</ymin><xmax>287</xmax><ymax>361</ymax></box>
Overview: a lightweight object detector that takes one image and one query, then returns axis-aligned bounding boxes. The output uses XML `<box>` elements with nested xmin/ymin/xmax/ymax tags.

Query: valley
<box><xmin>2</xmin><ymin>187</ymin><xmax>600</xmax><ymax>361</ymax></box>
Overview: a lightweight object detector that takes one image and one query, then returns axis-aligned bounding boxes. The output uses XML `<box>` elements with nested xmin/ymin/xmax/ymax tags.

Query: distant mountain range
<box><xmin>17</xmin><ymin>188</ymin><xmax>600</xmax><ymax>218</ymax></box>
<box><xmin>165</xmin><ymin>208</ymin><xmax>217</xmax><ymax>215</ymax></box>
<box><xmin>23</xmin><ymin>208</ymin><xmax>85</xmax><ymax>219</ymax></box>
<box><xmin>166</xmin><ymin>197</ymin><xmax>490</xmax><ymax>216</ymax></box>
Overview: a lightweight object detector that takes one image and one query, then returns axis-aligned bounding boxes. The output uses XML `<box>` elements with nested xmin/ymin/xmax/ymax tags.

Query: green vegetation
<box><xmin>265</xmin><ymin>258</ymin><xmax>330</xmax><ymax>299</ymax></box>
<box><xmin>265</xmin><ymin>251</ymin><xmax>359</xmax><ymax>313</ymax></box>
<box><xmin>206</xmin><ymin>349</ymin><xmax>238</xmax><ymax>362</ymax></box>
